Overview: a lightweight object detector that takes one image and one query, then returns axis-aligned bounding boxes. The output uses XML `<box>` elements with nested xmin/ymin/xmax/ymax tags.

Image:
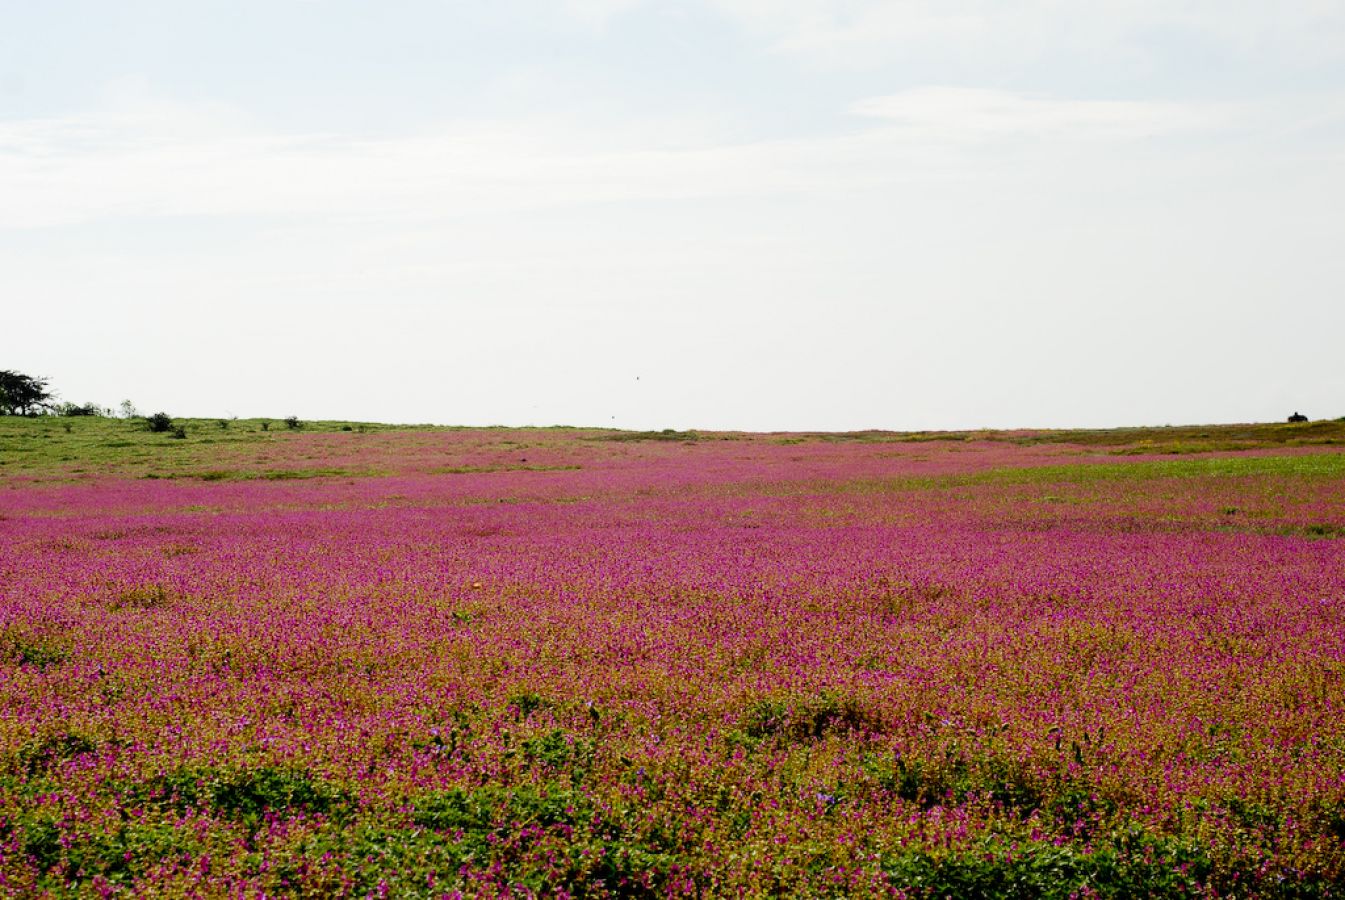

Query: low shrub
<box><xmin>149</xmin><ymin>765</ymin><xmax>355</xmax><ymax>824</ymax></box>
<box><xmin>114</xmin><ymin>584</ymin><xmax>173</xmax><ymax>610</ymax></box>
<box><xmin>0</xmin><ymin>628</ymin><xmax>68</xmax><ymax>670</ymax></box>
<box><xmin>13</xmin><ymin>730</ymin><xmax>99</xmax><ymax>776</ymax></box>
<box><xmin>740</xmin><ymin>691</ymin><xmax>877</xmax><ymax>741</ymax></box>
<box><xmin>56</xmin><ymin>401</ymin><xmax>103</xmax><ymax>417</ymax></box>
<box><xmin>881</xmin><ymin>834</ymin><xmax>1216</xmax><ymax>898</ymax></box>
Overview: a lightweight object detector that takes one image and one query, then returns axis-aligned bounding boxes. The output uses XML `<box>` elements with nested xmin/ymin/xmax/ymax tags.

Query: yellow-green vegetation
<box><xmin>0</xmin><ymin>416</ymin><xmax>423</xmax><ymax>481</ymax></box>
<box><xmin>778</xmin><ymin>418</ymin><xmax>1345</xmax><ymax>450</ymax></box>
<box><xmin>4</xmin><ymin>414</ymin><xmax>1343</xmax><ymax>486</ymax></box>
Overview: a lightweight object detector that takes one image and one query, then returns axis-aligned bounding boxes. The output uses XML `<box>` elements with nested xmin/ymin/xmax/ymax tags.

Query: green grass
<box><xmin>5</xmin><ymin>415</ymin><xmax>1344</xmax><ymax>485</ymax></box>
<box><xmin>775</xmin><ymin>430</ymin><xmax>986</xmax><ymax>444</ymax></box>
<box><xmin>428</xmin><ymin>464</ymin><xmax>582</xmax><ymax>475</ymax></box>
<box><xmin>826</xmin><ymin>452</ymin><xmax>1345</xmax><ymax>497</ymax></box>
<box><xmin>975</xmin><ymin>452</ymin><xmax>1345</xmax><ymax>484</ymax></box>
<box><xmin>1021</xmin><ymin>418</ymin><xmax>1345</xmax><ymax>448</ymax></box>
<box><xmin>0</xmin><ymin>415</ymin><xmax>433</xmax><ymax>480</ymax></box>
<box><xmin>143</xmin><ymin>467</ymin><xmax>378</xmax><ymax>482</ymax></box>
<box><xmin>596</xmin><ymin>429</ymin><xmax>704</xmax><ymax>442</ymax></box>
<box><xmin>775</xmin><ymin>419</ymin><xmax>1345</xmax><ymax>450</ymax></box>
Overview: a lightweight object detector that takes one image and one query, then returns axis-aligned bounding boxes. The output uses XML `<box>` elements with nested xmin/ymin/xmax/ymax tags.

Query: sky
<box><xmin>3</xmin><ymin>1</ymin><xmax>1344</xmax><ymax>431</ymax></box>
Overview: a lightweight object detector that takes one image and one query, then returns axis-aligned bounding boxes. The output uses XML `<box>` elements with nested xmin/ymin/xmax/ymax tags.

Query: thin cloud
<box><xmin>849</xmin><ymin>87</ymin><xmax>1230</xmax><ymax>141</ymax></box>
<box><xmin>693</xmin><ymin>0</ymin><xmax>1345</xmax><ymax>69</ymax></box>
<box><xmin>0</xmin><ymin>96</ymin><xmax>1032</xmax><ymax>229</ymax></box>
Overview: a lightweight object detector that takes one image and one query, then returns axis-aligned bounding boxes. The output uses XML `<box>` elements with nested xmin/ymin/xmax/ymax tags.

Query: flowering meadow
<box><xmin>2</xmin><ymin>417</ymin><xmax>1344</xmax><ymax>897</ymax></box>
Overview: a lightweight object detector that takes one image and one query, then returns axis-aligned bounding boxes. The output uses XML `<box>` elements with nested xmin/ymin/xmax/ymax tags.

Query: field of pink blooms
<box><xmin>3</xmin><ymin>421</ymin><xmax>1345</xmax><ymax>897</ymax></box>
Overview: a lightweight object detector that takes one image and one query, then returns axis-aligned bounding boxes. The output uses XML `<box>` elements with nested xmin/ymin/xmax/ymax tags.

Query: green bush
<box><xmin>14</xmin><ymin>731</ymin><xmax>99</xmax><ymax>776</ymax></box>
<box><xmin>56</xmin><ymin>401</ymin><xmax>103</xmax><ymax>417</ymax></box>
<box><xmin>148</xmin><ymin>765</ymin><xmax>355</xmax><ymax>826</ymax></box>
<box><xmin>882</xmin><ymin>834</ymin><xmax>1214</xmax><ymax>898</ymax></box>
<box><xmin>741</xmin><ymin>691</ymin><xmax>876</xmax><ymax>741</ymax></box>
<box><xmin>0</xmin><ymin>628</ymin><xmax>68</xmax><ymax>670</ymax></box>
<box><xmin>508</xmin><ymin>692</ymin><xmax>551</xmax><ymax>719</ymax></box>
<box><xmin>19</xmin><ymin>812</ymin><xmax>201</xmax><ymax>890</ymax></box>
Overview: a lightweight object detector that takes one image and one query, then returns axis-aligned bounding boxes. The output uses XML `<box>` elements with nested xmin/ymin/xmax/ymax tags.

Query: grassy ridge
<box><xmin>3</xmin><ymin>415</ymin><xmax>1343</xmax><ymax>484</ymax></box>
<box><xmin>0</xmin><ymin>416</ymin><xmax>418</xmax><ymax>477</ymax></box>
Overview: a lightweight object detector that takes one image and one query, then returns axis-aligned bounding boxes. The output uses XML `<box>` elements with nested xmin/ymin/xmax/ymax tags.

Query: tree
<box><xmin>0</xmin><ymin>370</ymin><xmax>54</xmax><ymax>416</ymax></box>
<box><xmin>55</xmin><ymin>401</ymin><xmax>105</xmax><ymax>417</ymax></box>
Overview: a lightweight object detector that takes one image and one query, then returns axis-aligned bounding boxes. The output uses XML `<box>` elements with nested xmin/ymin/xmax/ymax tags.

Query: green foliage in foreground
<box><xmin>9</xmin><ymin>780</ymin><xmax>1338</xmax><ymax>898</ymax></box>
<box><xmin>883</xmin><ymin>837</ymin><xmax>1213</xmax><ymax>899</ymax></box>
<box><xmin>6</xmin><ymin>710</ymin><xmax>1343</xmax><ymax>898</ymax></box>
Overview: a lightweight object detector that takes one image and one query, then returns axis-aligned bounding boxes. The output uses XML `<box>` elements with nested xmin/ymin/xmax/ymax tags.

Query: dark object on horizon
<box><xmin>0</xmin><ymin>369</ymin><xmax>54</xmax><ymax>416</ymax></box>
<box><xmin>284</xmin><ymin>416</ymin><xmax>302</xmax><ymax>430</ymax></box>
<box><xmin>57</xmin><ymin>401</ymin><xmax>104</xmax><ymax>417</ymax></box>
<box><xmin>1287</xmin><ymin>412</ymin><xmax>1309</xmax><ymax>423</ymax></box>
<box><xmin>146</xmin><ymin>412</ymin><xmax>174</xmax><ymax>433</ymax></box>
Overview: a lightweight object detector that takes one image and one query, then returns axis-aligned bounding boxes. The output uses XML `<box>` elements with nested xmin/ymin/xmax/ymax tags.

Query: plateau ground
<box><xmin>2</xmin><ymin>416</ymin><xmax>1343</xmax><ymax>896</ymax></box>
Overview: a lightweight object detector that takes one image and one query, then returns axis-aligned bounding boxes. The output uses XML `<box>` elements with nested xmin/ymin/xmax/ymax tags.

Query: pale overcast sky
<box><xmin>3</xmin><ymin>1</ymin><xmax>1343</xmax><ymax>430</ymax></box>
